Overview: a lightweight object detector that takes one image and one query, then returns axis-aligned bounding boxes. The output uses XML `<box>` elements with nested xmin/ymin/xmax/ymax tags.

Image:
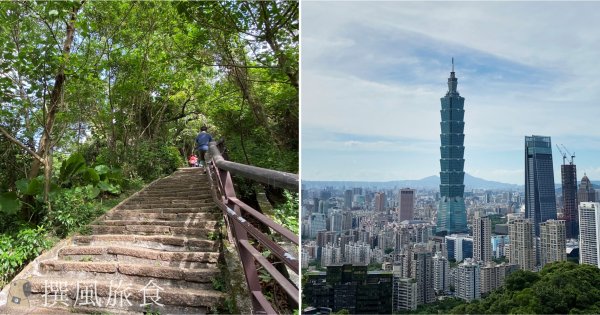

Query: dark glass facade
<box><xmin>437</xmin><ymin>65</ymin><xmax>467</xmax><ymax>234</ymax></box>
<box><xmin>561</xmin><ymin>163</ymin><xmax>578</xmax><ymax>239</ymax></box>
<box><xmin>525</xmin><ymin>135</ymin><xmax>557</xmax><ymax>236</ymax></box>
<box><xmin>303</xmin><ymin>265</ymin><xmax>393</xmax><ymax>314</ymax></box>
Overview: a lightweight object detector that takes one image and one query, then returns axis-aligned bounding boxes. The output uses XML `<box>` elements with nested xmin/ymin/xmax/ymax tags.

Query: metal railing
<box><xmin>205</xmin><ymin>141</ymin><xmax>299</xmax><ymax>314</ymax></box>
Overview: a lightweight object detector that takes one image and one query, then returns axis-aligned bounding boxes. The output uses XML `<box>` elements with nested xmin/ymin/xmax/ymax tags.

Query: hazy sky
<box><xmin>301</xmin><ymin>1</ymin><xmax>600</xmax><ymax>184</ymax></box>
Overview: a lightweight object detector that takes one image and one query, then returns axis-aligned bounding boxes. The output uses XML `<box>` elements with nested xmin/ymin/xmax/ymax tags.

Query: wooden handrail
<box><xmin>208</xmin><ymin>142</ymin><xmax>298</xmax><ymax>191</ymax></box>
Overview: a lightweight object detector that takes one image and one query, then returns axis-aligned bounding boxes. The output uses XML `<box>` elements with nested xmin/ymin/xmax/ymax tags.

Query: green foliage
<box><xmin>272</xmin><ymin>191</ymin><xmax>298</xmax><ymax>234</ymax></box>
<box><xmin>58</xmin><ymin>152</ymin><xmax>87</xmax><ymax>185</ymax></box>
<box><xmin>450</xmin><ymin>262</ymin><xmax>600</xmax><ymax>314</ymax></box>
<box><xmin>211</xmin><ymin>276</ymin><xmax>225</xmax><ymax>291</ymax></box>
<box><xmin>0</xmin><ymin>192</ymin><xmax>21</xmax><ymax>215</ymax></box>
<box><xmin>0</xmin><ymin>226</ymin><xmax>52</xmax><ymax>286</ymax></box>
<box><xmin>504</xmin><ymin>269</ymin><xmax>540</xmax><ymax>291</ymax></box>
<box><xmin>396</xmin><ymin>298</ymin><xmax>464</xmax><ymax>314</ymax></box>
<box><xmin>47</xmin><ymin>186</ymin><xmax>104</xmax><ymax>237</ymax></box>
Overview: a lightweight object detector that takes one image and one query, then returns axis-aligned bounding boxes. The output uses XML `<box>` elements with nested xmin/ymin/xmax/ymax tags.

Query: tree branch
<box><xmin>0</xmin><ymin>125</ymin><xmax>43</xmax><ymax>162</ymax></box>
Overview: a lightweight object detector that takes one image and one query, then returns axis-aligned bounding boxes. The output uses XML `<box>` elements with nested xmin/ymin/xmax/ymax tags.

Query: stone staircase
<box><xmin>1</xmin><ymin>168</ymin><xmax>227</xmax><ymax>314</ymax></box>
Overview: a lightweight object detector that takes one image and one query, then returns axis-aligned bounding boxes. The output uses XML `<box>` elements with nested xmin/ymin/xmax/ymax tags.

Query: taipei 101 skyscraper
<box><xmin>437</xmin><ymin>59</ymin><xmax>468</xmax><ymax>235</ymax></box>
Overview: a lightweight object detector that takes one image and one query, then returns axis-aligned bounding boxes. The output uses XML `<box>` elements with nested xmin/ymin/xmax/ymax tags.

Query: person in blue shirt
<box><xmin>195</xmin><ymin>126</ymin><xmax>213</xmax><ymax>168</ymax></box>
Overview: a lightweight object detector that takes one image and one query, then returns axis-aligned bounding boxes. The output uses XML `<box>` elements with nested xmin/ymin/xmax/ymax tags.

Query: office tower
<box><xmin>480</xmin><ymin>262</ymin><xmax>519</xmax><ymax>294</ymax></box>
<box><xmin>437</xmin><ymin>60</ymin><xmax>468</xmax><ymax>234</ymax></box>
<box><xmin>578</xmin><ymin>174</ymin><xmax>596</xmax><ymax>203</ymax></box>
<box><xmin>433</xmin><ymin>252</ymin><xmax>450</xmax><ymax>294</ymax></box>
<box><xmin>579</xmin><ymin>202</ymin><xmax>600</xmax><ymax>267</ymax></box>
<box><xmin>539</xmin><ymin>219</ymin><xmax>567</xmax><ymax>267</ymax></box>
<box><xmin>393</xmin><ymin>277</ymin><xmax>417</xmax><ymax>311</ymax></box>
<box><xmin>473</xmin><ymin>214</ymin><xmax>492</xmax><ymax>262</ymax></box>
<box><xmin>456</xmin><ymin>258</ymin><xmax>480</xmax><ymax>302</ymax></box>
<box><xmin>344</xmin><ymin>189</ymin><xmax>353</xmax><ymax>209</ymax></box>
<box><xmin>508</xmin><ymin>218</ymin><xmax>535</xmax><ymax>271</ymax></box>
<box><xmin>399</xmin><ymin>188</ymin><xmax>415</xmax><ymax>221</ymax></box>
<box><xmin>524</xmin><ymin>135</ymin><xmax>557</xmax><ymax>236</ymax></box>
<box><xmin>445</xmin><ymin>234</ymin><xmax>473</xmax><ymax>262</ymax></box>
<box><xmin>374</xmin><ymin>192</ymin><xmax>386</xmax><ymax>212</ymax></box>
<box><xmin>561</xmin><ymin>161</ymin><xmax>578</xmax><ymax>238</ymax></box>
<box><xmin>309</xmin><ymin>213</ymin><xmax>326</xmax><ymax>239</ymax></box>
<box><xmin>411</xmin><ymin>248</ymin><xmax>435</xmax><ymax>305</ymax></box>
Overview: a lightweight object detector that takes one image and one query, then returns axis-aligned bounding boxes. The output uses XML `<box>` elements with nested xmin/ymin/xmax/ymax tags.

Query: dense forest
<box><xmin>450</xmin><ymin>261</ymin><xmax>600</xmax><ymax>314</ymax></box>
<box><xmin>0</xmin><ymin>1</ymin><xmax>298</xmax><ymax>287</ymax></box>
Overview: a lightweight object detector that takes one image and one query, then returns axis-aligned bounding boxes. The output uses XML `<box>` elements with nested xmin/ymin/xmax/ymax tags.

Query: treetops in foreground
<box><xmin>450</xmin><ymin>261</ymin><xmax>600</xmax><ymax>314</ymax></box>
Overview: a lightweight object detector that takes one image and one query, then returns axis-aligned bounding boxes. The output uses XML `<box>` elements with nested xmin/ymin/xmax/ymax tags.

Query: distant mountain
<box><xmin>302</xmin><ymin>173</ymin><xmax>521</xmax><ymax>190</ymax></box>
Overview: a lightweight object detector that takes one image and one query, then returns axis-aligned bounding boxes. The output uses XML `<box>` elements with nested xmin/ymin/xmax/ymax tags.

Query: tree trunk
<box><xmin>28</xmin><ymin>2</ymin><xmax>83</xmax><ymax>184</ymax></box>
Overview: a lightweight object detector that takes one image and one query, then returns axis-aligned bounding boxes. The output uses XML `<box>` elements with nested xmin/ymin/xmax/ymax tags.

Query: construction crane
<box><xmin>557</xmin><ymin>144</ymin><xmax>575</xmax><ymax>165</ymax></box>
<box><xmin>561</xmin><ymin>144</ymin><xmax>575</xmax><ymax>165</ymax></box>
<box><xmin>556</xmin><ymin>144</ymin><xmax>567</xmax><ymax>165</ymax></box>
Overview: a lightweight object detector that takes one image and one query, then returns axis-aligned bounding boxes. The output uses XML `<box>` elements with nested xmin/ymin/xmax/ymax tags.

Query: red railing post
<box><xmin>205</xmin><ymin>141</ymin><xmax>299</xmax><ymax>314</ymax></box>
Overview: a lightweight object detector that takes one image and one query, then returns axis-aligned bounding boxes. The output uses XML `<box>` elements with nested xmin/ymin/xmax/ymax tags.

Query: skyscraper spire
<box><xmin>447</xmin><ymin>58</ymin><xmax>458</xmax><ymax>95</ymax></box>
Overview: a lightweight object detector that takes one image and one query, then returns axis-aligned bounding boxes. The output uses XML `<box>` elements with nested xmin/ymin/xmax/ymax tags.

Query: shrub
<box><xmin>0</xmin><ymin>226</ymin><xmax>52</xmax><ymax>286</ymax></box>
<box><xmin>47</xmin><ymin>186</ymin><xmax>103</xmax><ymax>237</ymax></box>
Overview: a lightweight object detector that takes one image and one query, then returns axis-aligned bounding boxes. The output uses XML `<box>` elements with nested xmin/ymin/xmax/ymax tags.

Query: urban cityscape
<box><xmin>300</xmin><ymin>66</ymin><xmax>600</xmax><ymax>314</ymax></box>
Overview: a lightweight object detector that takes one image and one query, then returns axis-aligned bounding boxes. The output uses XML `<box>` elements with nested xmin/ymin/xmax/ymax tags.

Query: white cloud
<box><xmin>301</xmin><ymin>1</ymin><xmax>600</xmax><ymax>184</ymax></box>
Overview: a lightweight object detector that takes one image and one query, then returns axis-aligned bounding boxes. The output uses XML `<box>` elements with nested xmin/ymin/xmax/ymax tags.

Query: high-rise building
<box><xmin>330</xmin><ymin>209</ymin><xmax>343</xmax><ymax>232</ymax></box>
<box><xmin>411</xmin><ymin>248</ymin><xmax>435</xmax><ymax>305</ymax></box>
<box><xmin>437</xmin><ymin>61</ymin><xmax>468</xmax><ymax>235</ymax></box>
<box><xmin>480</xmin><ymin>262</ymin><xmax>519</xmax><ymax>294</ymax></box>
<box><xmin>433</xmin><ymin>252</ymin><xmax>450</xmax><ymax>294</ymax></box>
<box><xmin>561</xmin><ymin>161</ymin><xmax>578</xmax><ymax>239</ymax></box>
<box><xmin>578</xmin><ymin>174</ymin><xmax>596</xmax><ymax>203</ymax></box>
<box><xmin>374</xmin><ymin>192</ymin><xmax>386</xmax><ymax>213</ymax></box>
<box><xmin>392</xmin><ymin>277</ymin><xmax>417</xmax><ymax>311</ymax></box>
<box><xmin>399</xmin><ymin>188</ymin><xmax>415</xmax><ymax>222</ymax></box>
<box><xmin>508</xmin><ymin>218</ymin><xmax>535</xmax><ymax>271</ymax></box>
<box><xmin>303</xmin><ymin>265</ymin><xmax>393</xmax><ymax>314</ymax></box>
<box><xmin>579</xmin><ymin>202</ymin><xmax>600</xmax><ymax>268</ymax></box>
<box><xmin>539</xmin><ymin>219</ymin><xmax>567</xmax><ymax>267</ymax></box>
<box><xmin>473</xmin><ymin>214</ymin><xmax>492</xmax><ymax>262</ymax></box>
<box><xmin>456</xmin><ymin>258</ymin><xmax>480</xmax><ymax>302</ymax></box>
<box><xmin>524</xmin><ymin>135</ymin><xmax>557</xmax><ymax>236</ymax></box>
<box><xmin>344</xmin><ymin>189</ymin><xmax>353</xmax><ymax>210</ymax></box>
<box><xmin>309</xmin><ymin>213</ymin><xmax>327</xmax><ymax>239</ymax></box>
<box><xmin>445</xmin><ymin>234</ymin><xmax>473</xmax><ymax>262</ymax></box>
<box><xmin>321</xmin><ymin>243</ymin><xmax>342</xmax><ymax>267</ymax></box>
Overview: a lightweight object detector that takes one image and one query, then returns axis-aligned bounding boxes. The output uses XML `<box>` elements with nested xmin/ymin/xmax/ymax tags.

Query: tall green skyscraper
<box><xmin>437</xmin><ymin>60</ymin><xmax>468</xmax><ymax>234</ymax></box>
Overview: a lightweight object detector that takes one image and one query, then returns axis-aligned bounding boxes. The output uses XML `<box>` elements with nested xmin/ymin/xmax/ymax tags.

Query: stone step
<box><xmin>40</xmin><ymin>261</ymin><xmax>219</xmax><ymax>285</ymax></box>
<box><xmin>25</xmin><ymin>277</ymin><xmax>224</xmax><ymax>312</ymax></box>
<box><xmin>110</xmin><ymin>207</ymin><xmax>218</xmax><ymax>214</ymax></box>
<box><xmin>90</xmin><ymin>225</ymin><xmax>215</xmax><ymax>237</ymax></box>
<box><xmin>58</xmin><ymin>246</ymin><xmax>220</xmax><ymax>264</ymax></box>
<box><xmin>133</xmin><ymin>190</ymin><xmax>211</xmax><ymax>195</ymax></box>
<box><xmin>72</xmin><ymin>235</ymin><xmax>219</xmax><ymax>252</ymax></box>
<box><xmin>104</xmin><ymin>212</ymin><xmax>220</xmax><ymax>221</ymax></box>
<box><xmin>128</xmin><ymin>195</ymin><xmax>212</xmax><ymax>202</ymax></box>
<box><xmin>117</xmin><ymin>202</ymin><xmax>214</xmax><ymax>209</ymax></box>
<box><xmin>99</xmin><ymin>220</ymin><xmax>218</xmax><ymax>229</ymax></box>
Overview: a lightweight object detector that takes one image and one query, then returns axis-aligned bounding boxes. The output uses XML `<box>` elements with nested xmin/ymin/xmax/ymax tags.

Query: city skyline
<box><xmin>302</xmin><ymin>2</ymin><xmax>600</xmax><ymax>184</ymax></box>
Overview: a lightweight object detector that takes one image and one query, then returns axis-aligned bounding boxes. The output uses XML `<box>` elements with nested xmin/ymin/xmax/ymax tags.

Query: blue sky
<box><xmin>301</xmin><ymin>1</ymin><xmax>600</xmax><ymax>184</ymax></box>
